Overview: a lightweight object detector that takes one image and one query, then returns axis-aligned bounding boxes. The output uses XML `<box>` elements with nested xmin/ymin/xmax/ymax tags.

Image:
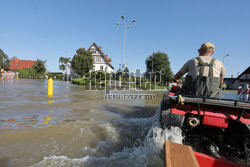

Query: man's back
<box><xmin>180</xmin><ymin>56</ymin><xmax>226</xmax><ymax>78</ymax></box>
<box><xmin>172</xmin><ymin>42</ymin><xmax>227</xmax><ymax>98</ymax></box>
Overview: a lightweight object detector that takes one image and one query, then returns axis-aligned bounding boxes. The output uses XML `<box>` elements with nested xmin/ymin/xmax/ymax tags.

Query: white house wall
<box><xmin>92</xmin><ymin>64</ymin><xmax>113</xmax><ymax>73</ymax></box>
<box><xmin>70</xmin><ymin>44</ymin><xmax>114</xmax><ymax>78</ymax></box>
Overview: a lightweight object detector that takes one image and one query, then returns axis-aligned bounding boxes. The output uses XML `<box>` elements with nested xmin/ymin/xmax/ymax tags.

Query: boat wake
<box><xmin>31</xmin><ymin>108</ymin><xmax>183</xmax><ymax>167</ymax></box>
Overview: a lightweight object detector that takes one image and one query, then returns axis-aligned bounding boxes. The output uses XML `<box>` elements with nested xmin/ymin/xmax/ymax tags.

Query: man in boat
<box><xmin>172</xmin><ymin>42</ymin><xmax>226</xmax><ymax>98</ymax></box>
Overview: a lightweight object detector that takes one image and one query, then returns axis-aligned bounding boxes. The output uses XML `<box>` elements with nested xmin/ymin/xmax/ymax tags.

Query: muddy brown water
<box><xmin>0</xmin><ymin>79</ymin><xmax>170</xmax><ymax>167</ymax></box>
<box><xmin>0</xmin><ymin>79</ymin><xmax>245</xmax><ymax>167</ymax></box>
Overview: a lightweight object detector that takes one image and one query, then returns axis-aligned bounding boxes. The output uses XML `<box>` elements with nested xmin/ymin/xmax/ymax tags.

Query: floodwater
<box><xmin>0</xmin><ymin>79</ymin><xmax>184</xmax><ymax>167</ymax></box>
<box><xmin>0</xmin><ymin>79</ymin><xmax>244</xmax><ymax>167</ymax></box>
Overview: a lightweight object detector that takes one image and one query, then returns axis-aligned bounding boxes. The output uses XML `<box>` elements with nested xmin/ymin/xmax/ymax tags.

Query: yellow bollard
<box><xmin>16</xmin><ymin>75</ymin><xmax>18</xmax><ymax>80</ymax></box>
<box><xmin>47</xmin><ymin>78</ymin><xmax>53</xmax><ymax>97</ymax></box>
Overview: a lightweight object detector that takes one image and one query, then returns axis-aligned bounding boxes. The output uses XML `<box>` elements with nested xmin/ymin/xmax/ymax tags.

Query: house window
<box><xmin>100</xmin><ymin>66</ymin><xmax>103</xmax><ymax>70</ymax></box>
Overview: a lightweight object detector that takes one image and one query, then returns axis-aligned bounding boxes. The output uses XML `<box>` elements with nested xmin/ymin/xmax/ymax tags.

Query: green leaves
<box><xmin>32</xmin><ymin>59</ymin><xmax>46</xmax><ymax>74</ymax></box>
<box><xmin>0</xmin><ymin>49</ymin><xmax>10</xmax><ymax>69</ymax></box>
<box><xmin>146</xmin><ymin>52</ymin><xmax>173</xmax><ymax>83</ymax></box>
<box><xmin>59</xmin><ymin>57</ymin><xmax>71</xmax><ymax>71</ymax></box>
<box><xmin>71</xmin><ymin>48</ymin><xmax>94</xmax><ymax>77</ymax></box>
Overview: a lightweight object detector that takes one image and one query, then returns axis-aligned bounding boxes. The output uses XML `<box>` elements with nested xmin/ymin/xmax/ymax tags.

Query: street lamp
<box><xmin>223</xmin><ymin>54</ymin><xmax>229</xmax><ymax>64</ymax></box>
<box><xmin>116</xmin><ymin>16</ymin><xmax>136</xmax><ymax>70</ymax></box>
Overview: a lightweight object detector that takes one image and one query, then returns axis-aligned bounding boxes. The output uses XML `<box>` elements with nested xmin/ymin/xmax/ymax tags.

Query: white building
<box><xmin>88</xmin><ymin>43</ymin><xmax>114</xmax><ymax>73</ymax></box>
<box><xmin>70</xmin><ymin>43</ymin><xmax>114</xmax><ymax>79</ymax></box>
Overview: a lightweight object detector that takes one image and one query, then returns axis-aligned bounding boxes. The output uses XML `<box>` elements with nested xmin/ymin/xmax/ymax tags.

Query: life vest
<box><xmin>177</xmin><ymin>57</ymin><xmax>221</xmax><ymax>98</ymax></box>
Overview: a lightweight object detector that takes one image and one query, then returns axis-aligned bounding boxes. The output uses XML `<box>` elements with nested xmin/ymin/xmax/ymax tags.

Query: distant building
<box><xmin>9</xmin><ymin>58</ymin><xmax>36</xmax><ymax>71</ymax></box>
<box><xmin>230</xmin><ymin>66</ymin><xmax>250</xmax><ymax>89</ymax></box>
<box><xmin>70</xmin><ymin>43</ymin><xmax>114</xmax><ymax>79</ymax></box>
<box><xmin>223</xmin><ymin>77</ymin><xmax>235</xmax><ymax>89</ymax></box>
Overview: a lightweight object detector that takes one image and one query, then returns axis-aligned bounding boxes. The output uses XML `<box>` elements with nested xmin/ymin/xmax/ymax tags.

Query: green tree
<box><xmin>145</xmin><ymin>52</ymin><xmax>173</xmax><ymax>83</ymax></box>
<box><xmin>115</xmin><ymin>68</ymin><xmax>122</xmax><ymax>80</ymax></box>
<box><xmin>59</xmin><ymin>57</ymin><xmax>71</xmax><ymax>80</ymax></box>
<box><xmin>0</xmin><ymin>49</ymin><xmax>10</xmax><ymax>69</ymax></box>
<box><xmin>32</xmin><ymin>59</ymin><xmax>46</xmax><ymax>74</ymax></box>
<box><xmin>59</xmin><ymin>57</ymin><xmax>71</xmax><ymax>71</ymax></box>
<box><xmin>71</xmin><ymin>48</ymin><xmax>94</xmax><ymax>77</ymax></box>
<box><xmin>123</xmin><ymin>66</ymin><xmax>129</xmax><ymax>78</ymax></box>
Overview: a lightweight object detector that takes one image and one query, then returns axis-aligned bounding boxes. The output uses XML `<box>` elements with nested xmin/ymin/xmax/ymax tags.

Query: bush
<box><xmin>86</xmin><ymin>70</ymin><xmax>110</xmax><ymax>80</ymax></box>
<box><xmin>72</xmin><ymin>77</ymin><xmax>108</xmax><ymax>86</ymax></box>
<box><xmin>17</xmin><ymin>68</ymin><xmax>43</xmax><ymax>78</ymax></box>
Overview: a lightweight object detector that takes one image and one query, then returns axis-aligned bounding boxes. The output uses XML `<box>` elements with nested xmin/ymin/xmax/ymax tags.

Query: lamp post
<box><xmin>223</xmin><ymin>54</ymin><xmax>229</xmax><ymax>64</ymax></box>
<box><xmin>116</xmin><ymin>16</ymin><xmax>136</xmax><ymax>70</ymax></box>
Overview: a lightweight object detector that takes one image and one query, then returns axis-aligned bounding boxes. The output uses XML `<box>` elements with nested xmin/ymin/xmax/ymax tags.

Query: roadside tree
<box><xmin>32</xmin><ymin>59</ymin><xmax>47</xmax><ymax>74</ymax></box>
<box><xmin>71</xmin><ymin>48</ymin><xmax>94</xmax><ymax>77</ymax></box>
<box><xmin>59</xmin><ymin>57</ymin><xmax>71</xmax><ymax>72</ymax></box>
<box><xmin>145</xmin><ymin>52</ymin><xmax>173</xmax><ymax>83</ymax></box>
<box><xmin>123</xmin><ymin>66</ymin><xmax>129</xmax><ymax>78</ymax></box>
<box><xmin>59</xmin><ymin>57</ymin><xmax>71</xmax><ymax>80</ymax></box>
<box><xmin>0</xmin><ymin>49</ymin><xmax>10</xmax><ymax>69</ymax></box>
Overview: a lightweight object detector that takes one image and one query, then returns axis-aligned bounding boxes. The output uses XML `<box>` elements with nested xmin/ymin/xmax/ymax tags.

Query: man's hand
<box><xmin>172</xmin><ymin>71</ymin><xmax>183</xmax><ymax>83</ymax></box>
<box><xmin>171</xmin><ymin>79</ymin><xmax>179</xmax><ymax>83</ymax></box>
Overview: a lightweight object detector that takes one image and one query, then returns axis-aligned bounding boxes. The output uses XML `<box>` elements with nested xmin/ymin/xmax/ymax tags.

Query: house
<box><xmin>9</xmin><ymin>58</ymin><xmax>36</xmax><ymax>71</ymax></box>
<box><xmin>229</xmin><ymin>66</ymin><xmax>250</xmax><ymax>89</ymax></box>
<box><xmin>223</xmin><ymin>77</ymin><xmax>236</xmax><ymax>89</ymax></box>
<box><xmin>70</xmin><ymin>43</ymin><xmax>114</xmax><ymax>79</ymax></box>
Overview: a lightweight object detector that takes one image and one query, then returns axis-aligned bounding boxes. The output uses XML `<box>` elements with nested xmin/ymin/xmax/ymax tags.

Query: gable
<box><xmin>87</xmin><ymin>43</ymin><xmax>114</xmax><ymax>69</ymax></box>
<box><xmin>232</xmin><ymin>66</ymin><xmax>250</xmax><ymax>83</ymax></box>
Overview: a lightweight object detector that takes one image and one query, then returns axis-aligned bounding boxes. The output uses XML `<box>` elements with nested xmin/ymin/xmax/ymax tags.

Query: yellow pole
<box><xmin>47</xmin><ymin>78</ymin><xmax>53</xmax><ymax>97</ymax></box>
<box><xmin>16</xmin><ymin>75</ymin><xmax>18</xmax><ymax>80</ymax></box>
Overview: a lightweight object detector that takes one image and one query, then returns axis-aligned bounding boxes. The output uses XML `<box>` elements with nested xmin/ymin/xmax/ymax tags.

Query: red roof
<box><xmin>9</xmin><ymin>58</ymin><xmax>36</xmax><ymax>70</ymax></box>
<box><xmin>88</xmin><ymin>43</ymin><xmax>114</xmax><ymax>69</ymax></box>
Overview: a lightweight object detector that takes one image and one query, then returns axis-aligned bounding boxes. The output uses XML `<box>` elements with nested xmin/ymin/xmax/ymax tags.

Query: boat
<box><xmin>160</xmin><ymin>85</ymin><xmax>250</xmax><ymax>166</ymax></box>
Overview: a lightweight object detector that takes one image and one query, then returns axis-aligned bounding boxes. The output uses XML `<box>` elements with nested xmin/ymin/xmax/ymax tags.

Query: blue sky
<box><xmin>0</xmin><ymin>0</ymin><xmax>249</xmax><ymax>77</ymax></box>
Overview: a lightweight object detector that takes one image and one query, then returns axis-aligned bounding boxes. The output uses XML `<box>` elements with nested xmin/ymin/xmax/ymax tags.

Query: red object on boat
<box><xmin>238</xmin><ymin>86</ymin><xmax>242</xmax><ymax>95</ymax></box>
<box><xmin>170</xmin><ymin>101</ymin><xmax>250</xmax><ymax>128</ymax></box>
<box><xmin>194</xmin><ymin>152</ymin><xmax>249</xmax><ymax>167</ymax></box>
<box><xmin>170</xmin><ymin>85</ymin><xmax>180</xmax><ymax>93</ymax></box>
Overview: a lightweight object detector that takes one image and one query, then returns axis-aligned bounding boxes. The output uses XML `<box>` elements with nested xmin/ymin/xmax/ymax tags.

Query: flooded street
<box><xmin>0</xmin><ymin>79</ymin><xmax>173</xmax><ymax>167</ymax></box>
<box><xmin>0</xmin><ymin>79</ymin><xmax>246</xmax><ymax>167</ymax></box>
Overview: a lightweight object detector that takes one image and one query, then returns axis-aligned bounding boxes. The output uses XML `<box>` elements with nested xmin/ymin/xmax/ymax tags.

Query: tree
<box><xmin>71</xmin><ymin>48</ymin><xmax>94</xmax><ymax>77</ymax></box>
<box><xmin>145</xmin><ymin>52</ymin><xmax>173</xmax><ymax>83</ymax></box>
<box><xmin>123</xmin><ymin>66</ymin><xmax>129</xmax><ymax>78</ymax></box>
<box><xmin>59</xmin><ymin>57</ymin><xmax>71</xmax><ymax>71</ymax></box>
<box><xmin>0</xmin><ymin>49</ymin><xmax>10</xmax><ymax>69</ymax></box>
<box><xmin>32</xmin><ymin>59</ymin><xmax>46</xmax><ymax>74</ymax></box>
<box><xmin>115</xmin><ymin>68</ymin><xmax>122</xmax><ymax>80</ymax></box>
<box><xmin>59</xmin><ymin>57</ymin><xmax>71</xmax><ymax>80</ymax></box>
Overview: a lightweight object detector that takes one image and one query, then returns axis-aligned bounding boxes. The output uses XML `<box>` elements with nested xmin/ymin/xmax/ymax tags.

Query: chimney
<box><xmin>99</xmin><ymin>46</ymin><xmax>102</xmax><ymax>50</ymax></box>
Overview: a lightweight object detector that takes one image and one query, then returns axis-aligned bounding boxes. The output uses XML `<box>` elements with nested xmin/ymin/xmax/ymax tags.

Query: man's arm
<box><xmin>172</xmin><ymin>71</ymin><xmax>184</xmax><ymax>82</ymax></box>
<box><xmin>220</xmin><ymin>64</ymin><xmax>226</xmax><ymax>84</ymax></box>
<box><xmin>172</xmin><ymin>59</ymin><xmax>190</xmax><ymax>82</ymax></box>
<box><xmin>221</xmin><ymin>77</ymin><xmax>224</xmax><ymax>84</ymax></box>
